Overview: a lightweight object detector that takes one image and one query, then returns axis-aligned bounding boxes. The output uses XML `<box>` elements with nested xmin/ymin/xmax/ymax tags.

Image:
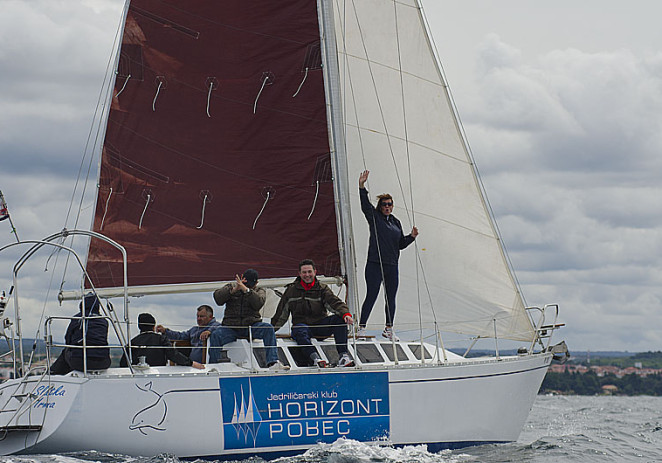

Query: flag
<box><xmin>0</xmin><ymin>193</ymin><xmax>9</xmax><ymax>222</ymax></box>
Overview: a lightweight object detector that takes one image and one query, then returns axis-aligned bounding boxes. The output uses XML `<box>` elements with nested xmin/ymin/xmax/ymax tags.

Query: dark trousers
<box><xmin>291</xmin><ymin>315</ymin><xmax>348</xmax><ymax>359</ymax></box>
<box><xmin>50</xmin><ymin>348</ymin><xmax>111</xmax><ymax>375</ymax></box>
<box><xmin>360</xmin><ymin>261</ymin><xmax>399</xmax><ymax>327</ymax></box>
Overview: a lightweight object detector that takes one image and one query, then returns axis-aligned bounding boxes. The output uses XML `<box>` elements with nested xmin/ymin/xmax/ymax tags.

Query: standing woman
<box><xmin>358</xmin><ymin>170</ymin><xmax>418</xmax><ymax>340</ymax></box>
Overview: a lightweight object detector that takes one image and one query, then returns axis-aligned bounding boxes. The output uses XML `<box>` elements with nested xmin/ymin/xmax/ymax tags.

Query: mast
<box><xmin>317</xmin><ymin>0</ymin><xmax>360</xmax><ymax>315</ymax></box>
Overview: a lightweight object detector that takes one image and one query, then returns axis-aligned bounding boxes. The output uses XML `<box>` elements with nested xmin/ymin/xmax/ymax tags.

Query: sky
<box><xmin>0</xmin><ymin>1</ymin><xmax>661</xmax><ymax>352</ymax></box>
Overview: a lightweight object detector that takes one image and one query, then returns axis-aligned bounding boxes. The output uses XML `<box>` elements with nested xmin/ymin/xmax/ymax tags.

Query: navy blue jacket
<box><xmin>360</xmin><ymin>187</ymin><xmax>415</xmax><ymax>265</ymax></box>
<box><xmin>65</xmin><ymin>294</ymin><xmax>109</xmax><ymax>361</ymax></box>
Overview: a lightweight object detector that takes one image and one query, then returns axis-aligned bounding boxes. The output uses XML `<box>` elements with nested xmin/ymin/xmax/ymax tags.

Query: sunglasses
<box><xmin>380</xmin><ymin>202</ymin><xmax>393</xmax><ymax>207</ymax></box>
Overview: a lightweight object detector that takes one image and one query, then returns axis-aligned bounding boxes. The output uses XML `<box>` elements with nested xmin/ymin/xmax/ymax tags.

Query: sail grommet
<box><xmin>252</xmin><ymin>187</ymin><xmax>275</xmax><ymax>229</ymax></box>
<box><xmin>253</xmin><ymin>72</ymin><xmax>274</xmax><ymax>114</ymax></box>
<box><xmin>205</xmin><ymin>77</ymin><xmax>219</xmax><ymax>117</ymax></box>
<box><xmin>196</xmin><ymin>190</ymin><xmax>213</xmax><ymax>229</ymax></box>
<box><xmin>139</xmin><ymin>189</ymin><xmax>154</xmax><ymax>229</ymax></box>
<box><xmin>152</xmin><ymin>76</ymin><xmax>167</xmax><ymax>111</ymax></box>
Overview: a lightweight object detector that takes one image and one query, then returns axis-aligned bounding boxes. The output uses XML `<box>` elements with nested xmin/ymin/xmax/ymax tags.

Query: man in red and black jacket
<box><xmin>271</xmin><ymin>259</ymin><xmax>354</xmax><ymax>368</ymax></box>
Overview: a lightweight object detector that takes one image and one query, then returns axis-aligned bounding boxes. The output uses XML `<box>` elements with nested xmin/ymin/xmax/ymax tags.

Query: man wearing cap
<box><xmin>209</xmin><ymin>269</ymin><xmax>287</xmax><ymax>370</ymax></box>
<box><xmin>121</xmin><ymin>313</ymin><xmax>205</xmax><ymax>369</ymax></box>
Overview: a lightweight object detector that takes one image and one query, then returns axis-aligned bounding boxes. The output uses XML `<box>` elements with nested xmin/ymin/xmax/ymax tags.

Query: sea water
<box><xmin>1</xmin><ymin>395</ymin><xmax>660</xmax><ymax>463</ymax></box>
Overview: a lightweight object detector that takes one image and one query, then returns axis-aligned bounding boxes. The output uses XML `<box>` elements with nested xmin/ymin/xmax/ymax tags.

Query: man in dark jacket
<box><xmin>120</xmin><ymin>313</ymin><xmax>204</xmax><ymax>369</ymax></box>
<box><xmin>50</xmin><ymin>293</ymin><xmax>111</xmax><ymax>375</ymax></box>
<box><xmin>271</xmin><ymin>259</ymin><xmax>355</xmax><ymax>368</ymax></box>
<box><xmin>209</xmin><ymin>269</ymin><xmax>287</xmax><ymax>370</ymax></box>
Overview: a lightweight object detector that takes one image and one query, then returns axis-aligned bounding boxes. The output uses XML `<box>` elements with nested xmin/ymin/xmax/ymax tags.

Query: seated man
<box><xmin>121</xmin><ymin>313</ymin><xmax>204</xmax><ymax>369</ymax></box>
<box><xmin>209</xmin><ymin>269</ymin><xmax>288</xmax><ymax>370</ymax></box>
<box><xmin>50</xmin><ymin>293</ymin><xmax>111</xmax><ymax>375</ymax></box>
<box><xmin>271</xmin><ymin>259</ymin><xmax>354</xmax><ymax>368</ymax></box>
<box><xmin>156</xmin><ymin>305</ymin><xmax>220</xmax><ymax>363</ymax></box>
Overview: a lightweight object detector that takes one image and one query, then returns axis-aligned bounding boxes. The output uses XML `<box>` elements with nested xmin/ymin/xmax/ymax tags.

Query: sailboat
<box><xmin>0</xmin><ymin>0</ymin><xmax>567</xmax><ymax>458</ymax></box>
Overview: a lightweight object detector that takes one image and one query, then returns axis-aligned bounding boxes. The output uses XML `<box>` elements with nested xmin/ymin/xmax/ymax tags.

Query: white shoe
<box><xmin>311</xmin><ymin>353</ymin><xmax>328</xmax><ymax>368</ymax></box>
<box><xmin>268</xmin><ymin>360</ymin><xmax>290</xmax><ymax>371</ymax></box>
<box><xmin>382</xmin><ymin>327</ymin><xmax>400</xmax><ymax>341</ymax></box>
<box><xmin>338</xmin><ymin>354</ymin><xmax>355</xmax><ymax>367</ymax></box>
<box><xmin>356</xmin><ymin>328</ymin><xmax>367</xmax><ymax>338</ymax></box>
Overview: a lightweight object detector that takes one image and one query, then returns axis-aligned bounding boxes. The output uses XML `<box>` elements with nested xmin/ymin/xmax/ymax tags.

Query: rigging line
<box><xmin>349</xmin><ymin>0</ymin><xmax>413</xmax><ymax>225</ymax></box>
<box><xmin>60</xmin><ymin>0</ymin><xmax>129</xmax><ymax>290</ymax></box>
<box><xmin>340</xmin><ymin>0</ymin><xmax>351</xmax><ymax>168</ymax></box>
<box><xmin>196</xmin><ymin>193</ymin><xmax>209</xmax><ymax>229</ymax></box>
<box><xmin>253</xmin><ymin>75</ymin><xmax>269</xmax><ymax>114</ymax></box>
<box><xmin>393</xmin><ymin>0</ymin><xmax>415</xmax><ymax>224</ymax></box>
<box><xmin>44</xmin><ymin>235</ymin><xmax>66</xmax><ymax>272</ymax></box>
<box><xmin>342</xmin><ymin>0</ymin><xmax>393</xmax><ymax>282</ymax></box>
<box><xmin>29</xmin><ymin>249</ymin><xmax>63</xmax><ymax>374</ymax></box>
<box><xmin>393</xmin><ymin>0</ymin><xmax>422</xmax><ymax>335</ymax></box>
<box><xmin>347</xmin><ymin>0</ymin><xmax>436</xmax><ymax>328</ymax></box>
<box><xmin>307</xmin><ymin>181</ymin><xmax>319</xmax><ymax>220</ymax></box>
<box><xmin>336</xmin><ymin>0</ymin><xmax>391</xmax><ymax>323</ymax></box>
<box><xmin>334</xmin><ymin>0</ymin><xmax>365</xmax><ymax>170</ymax></box>
<box><xmin>152</xmin><ymin>80</ymin><xmax>163</xmax><ymax>111</ymax></box>
<box><xmin>252</xmin><ymin>191</ymin><xmax>270</xmax><ymax>230</ymax></box>
<box><xmin>206</xmin><ymin>83</ymin><xmax>214</xmax><ymax>117</ymax></box>
<box><xmin>139</xmin><ymin>194</ymin><xmax>151</xmax><ymax>229</ymax></box>
<box><xmin>114</xmin><ymin>74</ymin><xmax>131</xmax><ymax>97</ymax></box>
<box><xmin>292</xmin><ymin>67</ymin><xmax>309</xmax><ymax>97</ymax></box>
<box><xmin>99</xmin><ymin>187</ymin><xmax>113</xmax><ymax>231</ymax></box>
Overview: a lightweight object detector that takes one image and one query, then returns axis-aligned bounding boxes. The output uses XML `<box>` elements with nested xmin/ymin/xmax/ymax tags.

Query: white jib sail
<box><xmin>330</xmin><ymin>0</ymin><xmax>534</xmax><ymax>342</ymax></box>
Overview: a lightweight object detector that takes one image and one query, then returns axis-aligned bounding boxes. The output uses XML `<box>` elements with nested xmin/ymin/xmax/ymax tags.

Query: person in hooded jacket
<box><xmin>50</xmin><ymin>293</ymin><xmax>111</xmax><ymax>375</ymax></box>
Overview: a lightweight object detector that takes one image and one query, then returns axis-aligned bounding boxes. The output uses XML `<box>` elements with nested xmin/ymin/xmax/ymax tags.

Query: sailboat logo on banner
<box><xmin>230</xmin><ymin>382</ymin><xmax>262</xmax><ymax>446</ymax></box>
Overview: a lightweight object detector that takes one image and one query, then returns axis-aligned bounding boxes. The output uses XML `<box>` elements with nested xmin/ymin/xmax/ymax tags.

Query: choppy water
<box><xmin>1</xmin><ymin>396</ymin><xmax>660</xmax><ymax>463</ymax></box>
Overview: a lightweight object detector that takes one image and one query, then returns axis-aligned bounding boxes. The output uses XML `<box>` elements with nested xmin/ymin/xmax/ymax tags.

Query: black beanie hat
<box><xmin>138</xmin><ymin>313</ymin><xmax>156</xmax><ymax>332</ymax></box>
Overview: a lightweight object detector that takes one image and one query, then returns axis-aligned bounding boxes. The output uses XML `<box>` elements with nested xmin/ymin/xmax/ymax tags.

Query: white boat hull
<box><xmin>0</xmin><ymin>350</ymin><xmax>551</xmax><ymax>457</ymax></box>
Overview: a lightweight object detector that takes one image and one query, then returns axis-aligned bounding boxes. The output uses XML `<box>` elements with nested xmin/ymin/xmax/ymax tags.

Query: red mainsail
<box><xmin>87</xmin><ymin>0</ymin><xmax>340</xmax><ymax>288</ymax></box>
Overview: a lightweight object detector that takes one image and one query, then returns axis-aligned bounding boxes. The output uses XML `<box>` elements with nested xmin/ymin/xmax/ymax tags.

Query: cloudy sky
<box><xmin>1</xmin><ymin>1</ymin><xmax>661</xmax><ymax>352</ymax></box>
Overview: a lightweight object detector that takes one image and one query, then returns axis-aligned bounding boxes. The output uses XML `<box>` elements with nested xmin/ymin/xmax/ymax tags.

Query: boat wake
<box><xmin>276</xmin><ymin>439</ymin><xmax>467</xmax><ymax>463</ymax></box>
<box><xmin>0</xmin><ymin>441</ymin><xmax>469</xmax><ymax>463</ymax></box>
